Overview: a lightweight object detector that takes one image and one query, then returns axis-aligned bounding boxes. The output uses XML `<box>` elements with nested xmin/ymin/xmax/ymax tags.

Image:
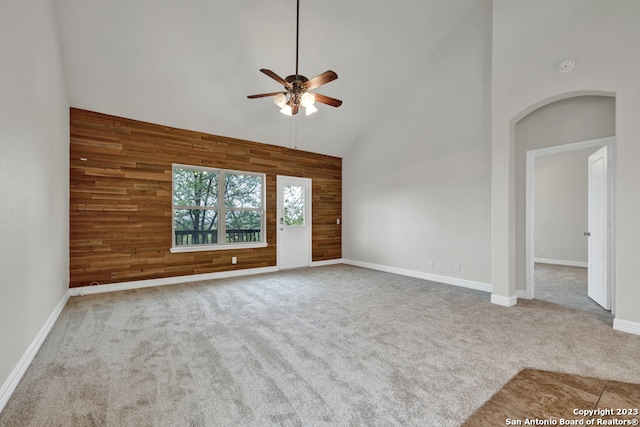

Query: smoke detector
<box><xmin>558</xmin><ymin>59</ymin><xmax>576</xmax><ymax>73</ymax></box>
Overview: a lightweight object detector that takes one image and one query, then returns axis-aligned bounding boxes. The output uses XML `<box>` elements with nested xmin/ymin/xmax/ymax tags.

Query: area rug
<box><xmin>463</xmin><ymin>368</ymin><xmax>640</xmax><ymax>426</ymax></box>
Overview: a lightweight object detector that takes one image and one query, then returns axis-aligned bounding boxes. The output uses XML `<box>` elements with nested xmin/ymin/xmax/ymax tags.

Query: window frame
<box><xmin>170</xmin><ymin>164</ymin><xmax>267</xmax><ymax>253</ymax></box>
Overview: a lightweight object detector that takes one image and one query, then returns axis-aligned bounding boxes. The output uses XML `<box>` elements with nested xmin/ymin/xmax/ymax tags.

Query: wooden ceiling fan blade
<box><xmin>247</xmin><ymin>92</ymin><xmax>285</xmax><ymax>99</ymax></box>
<box><xmin>292</xmin><ymin>104</ymin><xmax>300</xmax><ymax>115</ymax></box>
<box><xmin>260</xmin><ymin>69</ymin><xmax>291</xmax><ymax>88</ymax></box>
<box><xmin>312</xmin><ymin>92</ymin><xmax>342</xmax><ymax>107</ymax></box>
<box><xmin>305</xmin><ymin>70</ymin><xmax>338</xmax><ymax>90</ymax></box>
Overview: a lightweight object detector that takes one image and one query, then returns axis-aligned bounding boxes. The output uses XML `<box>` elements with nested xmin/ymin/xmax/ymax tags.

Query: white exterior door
<box><xmin>587</xmin><ymin>146</ymin><xmax>609</xmax><ymax>310</ymax></box>
<box><xmin>277</xmin><ymin>176</ymin><xmax>311</xmax><ymax>269</ymax></box>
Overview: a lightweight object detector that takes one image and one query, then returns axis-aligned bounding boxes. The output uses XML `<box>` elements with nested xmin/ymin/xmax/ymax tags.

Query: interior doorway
<box><xmin>525</xmin><ymin>136</ymin><xmax>615</xmax><ymax>313</ymax></box>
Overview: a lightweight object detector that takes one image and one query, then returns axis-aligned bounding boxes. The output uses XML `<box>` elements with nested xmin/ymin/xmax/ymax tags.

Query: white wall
<box><xmin>515</xmin><ymin>96</ymin><xmax>614</xmax><ymax>277</ymax></box>
<box><xmin>491</xmin><ymin>0</ymin><xmax>640</xmax><ymax>328</ymax></box>
<box><xmin>0</xmin><ymin>0</ymin><xmax>70</xmax><ymax>405</ymax></box>
<box><xmin>534</xmin><ymin>147</ymin><xmax>601</xmax><ymax>265</ymax></box>
<box><xmin>343</xmin><ymin>0</ymin><xmax>492</xmax><ymax>286</ymax></box>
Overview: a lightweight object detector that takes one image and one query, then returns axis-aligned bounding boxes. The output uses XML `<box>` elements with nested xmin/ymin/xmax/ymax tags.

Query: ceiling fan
<box><xmin>247</xmin><ymin>0</ymin><xmax>342</xmax><ymax>116</ymax></box>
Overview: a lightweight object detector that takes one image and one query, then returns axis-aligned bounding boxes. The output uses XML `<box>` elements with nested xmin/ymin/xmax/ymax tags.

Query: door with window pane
<box><xmin>277</xmin><ymin>176</ymin><xmax>311</xmax><ymax>269</ymax></box>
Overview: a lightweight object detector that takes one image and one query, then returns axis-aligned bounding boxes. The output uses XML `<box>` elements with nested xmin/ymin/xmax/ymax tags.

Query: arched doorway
<box><xmin>513</xmin><ymin>95</ymin><xmax>615</xmax><ymax>314</ymax></box>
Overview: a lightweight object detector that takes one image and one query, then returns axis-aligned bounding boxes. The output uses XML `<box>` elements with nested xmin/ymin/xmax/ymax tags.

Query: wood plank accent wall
<box><xmin>69</xmin><ymin>108</ymin><xmax>341</xmax><ymax>288</ymax></box>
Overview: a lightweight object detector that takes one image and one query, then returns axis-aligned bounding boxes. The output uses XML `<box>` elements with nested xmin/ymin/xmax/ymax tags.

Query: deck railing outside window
<box><xmin>174</xmin><ymin>229</ymin><xmax>261</xmax><ymax>246</ymax></box>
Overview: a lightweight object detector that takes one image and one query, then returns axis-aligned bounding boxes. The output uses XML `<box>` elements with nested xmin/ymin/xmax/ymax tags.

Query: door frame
<box><xmin>276</xmin><ymin>175</ymin><xmax>312</xmax><ymax>269</ymax></box>
<box><xmin>524</xmin><ymin>136</ymin><xmax>615</xmax><ymax>313</ymax></box>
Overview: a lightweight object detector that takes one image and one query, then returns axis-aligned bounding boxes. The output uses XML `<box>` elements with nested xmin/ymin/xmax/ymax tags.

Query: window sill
<box><xmin>170</xmin><ymin>242</ymin><xmax>268</xmax><ymax>253</ymax></box>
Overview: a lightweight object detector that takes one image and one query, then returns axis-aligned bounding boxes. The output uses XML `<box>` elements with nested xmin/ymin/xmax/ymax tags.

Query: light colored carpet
<box><xmin>1</xmin><ymin>265</ymin><xmax>639</xmax><ymax>426</ymax></box>
<box><xmin>534</xmin><ymin>263</ymin><xmax>610</xmax><ymax>318</ymax></box>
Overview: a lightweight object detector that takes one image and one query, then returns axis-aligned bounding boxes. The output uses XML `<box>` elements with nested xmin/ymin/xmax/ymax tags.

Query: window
<box><xmin>283</xmin><ymin>185</ymin><xmax>305</xmax><ymax>226</ymax></box>
<box><xmin>171</xmin><ymin>164</ymin><xmax>266</xmax><ymax>252</ymax></box>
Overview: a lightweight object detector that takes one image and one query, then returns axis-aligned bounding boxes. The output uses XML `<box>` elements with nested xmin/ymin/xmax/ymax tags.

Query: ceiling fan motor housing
<box><xmin>285</xmin><ymin>75</ymin><xmax>309</xmax><ymax>106</ymax></box>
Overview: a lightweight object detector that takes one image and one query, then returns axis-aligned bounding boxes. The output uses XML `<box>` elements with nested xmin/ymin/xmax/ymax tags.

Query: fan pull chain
<box><xmin>289</xmin><ymin>117</ymin><xmax>298</xmax><ymax>150</ymax></box>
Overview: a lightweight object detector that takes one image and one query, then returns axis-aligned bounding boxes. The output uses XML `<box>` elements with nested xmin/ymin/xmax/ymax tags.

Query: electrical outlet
<box><xmin>455</xmin><ymin>263</ymin><xmax>461</xmax><ymax>272</ymax></box>
<box><xmin>427</xmin><ymin>258</ymin><xmax>434</xmax><ymax>268</ymax></box>
<box><xmin>232</xmin><ymin>256</ymin><xmax>237</xmax><ymax>265</ymax></box>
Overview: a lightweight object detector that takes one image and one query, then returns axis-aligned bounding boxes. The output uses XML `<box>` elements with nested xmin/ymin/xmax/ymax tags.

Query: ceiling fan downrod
<box><xmin>295</xmin><ymin>0</ymin><xmax>300</xmax><ymax>79</ymax></box>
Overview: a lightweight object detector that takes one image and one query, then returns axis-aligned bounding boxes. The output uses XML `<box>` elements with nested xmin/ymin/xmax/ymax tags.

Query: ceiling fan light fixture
<box><xmin>305</xmin><ymin>104</ymin><xmax>318</xmax><ymax>116</ymax></box>
<box><xmin>300</xmin><ymin>92</ymin><xmax>315</xmax><ymax>107</ymax></box>
<box><xmin>273</xmin><ymin>93</ymin><xmax>287</xmax><ymax>108</ymax></box>
<box><xmin>280</xmin><ymin>104</ymin><xmax>293</xmax><ymax>116</ymax></box>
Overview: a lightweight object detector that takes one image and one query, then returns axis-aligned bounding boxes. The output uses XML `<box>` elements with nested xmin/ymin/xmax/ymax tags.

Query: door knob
<box><xmin>583</xmin><ymin>231</ymin><xmax>591</xmax><ymax>236</ymax></box>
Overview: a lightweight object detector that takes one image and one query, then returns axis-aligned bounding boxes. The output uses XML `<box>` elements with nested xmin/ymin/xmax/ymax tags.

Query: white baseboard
<box><xmin>491</xmin><ymin>293</ymin><xmax>518</xmax><ymax>307</ymax></box>
<box><xmin>342</xmin><ymin>259</ymin><xmax>492</xmax><ymax>293</ymax></box>
<box><xmin>613</xmin><ymin>318</ymin><xmax>640</xmax><ymax>336</ymax></box>
<box><xmin>69</xmin><ymin>266</ymin><xmax>280</xmax><ymax>296</ymax></box>
<box><xmin>311</xmin><ymin>258</ymin><xmax>343</xmax><ymax>267</ymax></box>
<box><xmin>0</xmin><ymin>291</ymin><xmax>70</xmax><ymax>413</ymax></box>
<box><xmin>534</xmin><ymin>258</ymin><xmax>588</xmax><ymax>268</ymax></box>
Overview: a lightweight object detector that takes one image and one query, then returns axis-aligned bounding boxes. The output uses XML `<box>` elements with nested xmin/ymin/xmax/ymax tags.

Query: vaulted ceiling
<box><xmin>54</xmin><ymin>0</ymin><xmax>479</xmax><ymax>157</ymax></box>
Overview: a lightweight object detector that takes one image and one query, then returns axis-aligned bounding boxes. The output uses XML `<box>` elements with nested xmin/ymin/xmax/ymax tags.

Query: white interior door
<box><xmin>587</xmin><ymin>146</ymin><xmax>609</xmax><ymax>310</ymax></box>
<box><xmin>277</xmin><ymin>176</ymin><xmax>311</xmax><ymax>269</ymax></box>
